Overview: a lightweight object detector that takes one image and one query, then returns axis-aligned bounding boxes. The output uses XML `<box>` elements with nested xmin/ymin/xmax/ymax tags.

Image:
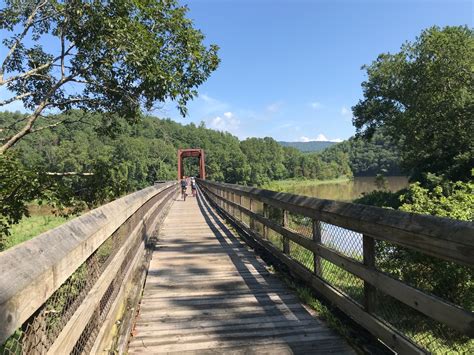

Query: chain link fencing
<box><xmin>199</xmin><ymin>181</ymin><xmax>473</xmax><ymax>354</ymax></box>
<box><xmin>1</xmin><ymin>183</ymin><xmax>177</xmax><ymax>355</ymax></box>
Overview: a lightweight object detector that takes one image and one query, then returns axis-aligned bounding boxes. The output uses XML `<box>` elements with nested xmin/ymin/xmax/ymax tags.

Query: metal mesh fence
<box><xmin>1</xmin><ymin>185</ymin><xmax>176</xmax><ymax>355</ymax></box>
<box><xmin>320</xmin><ymin>259</ymin><xmax>364</xmax><ymax>304</ymax></box>
<box><xmin>287</xmin><ymin>211</ymin><xmax>312</xmax><ymax>239</ymax></box>
<box><xmin>375</xmin><ymin>289</ymin><xmax>473</xmax><ymax>353</ymax></box>
<box><xmin>321</xmin><ymin>223</ymin><xmax>363</xmax><ymax>262</ymax></box>
<box><xmin>199</xmin><ymin>183</ymin><xmax>474</xmax><ymax>354</ymax></box>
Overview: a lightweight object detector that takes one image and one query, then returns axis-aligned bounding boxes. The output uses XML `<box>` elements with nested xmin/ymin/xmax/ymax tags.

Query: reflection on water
<box><xmin>284</xmin><ymin>176</ymin><xmax>409</xmax><ymax>201</ymax></box>
<box><xmin>287</xmin><ymin>177</ymin><xmax>409</xmax><ymax>259</ymax></box>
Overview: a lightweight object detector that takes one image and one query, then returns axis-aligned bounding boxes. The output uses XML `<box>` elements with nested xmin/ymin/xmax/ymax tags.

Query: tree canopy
<box><xmin>0</xmin><ymin>0</ymin><xmax>219</xmax><ymax>153</ymax></box>
<box><xmin>0</xmin><ymin>110</ymin><xmax>356</xmax><ymax>244</ymax></box>
<box><xmin>352</xmin><ymin>26</ymin><xmax>473</xmax><ymax>181</ymax></box>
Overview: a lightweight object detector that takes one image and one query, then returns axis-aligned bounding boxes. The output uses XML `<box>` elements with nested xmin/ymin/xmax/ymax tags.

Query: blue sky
<box><xmin>1</xmin><ymin>0</ymin><xmax>472</xmax><ymax>142</ymax></box>
<box><xmin>159</xmin><ymin>0</ymin><xmax>472</xmax><ymax>141</ymax></box>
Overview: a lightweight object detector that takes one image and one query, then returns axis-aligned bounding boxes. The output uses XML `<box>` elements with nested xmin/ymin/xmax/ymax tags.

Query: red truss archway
<box><xmin>177</xmin><ymin>148</ymin><xmax>206</xmax><ymax>180</ymax></box>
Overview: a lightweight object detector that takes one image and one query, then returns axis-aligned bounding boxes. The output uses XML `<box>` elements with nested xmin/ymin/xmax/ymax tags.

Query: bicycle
<box><xmin>181</xmin><ymin>187</ymin><xmax>187</xmax><ymax>201</ymax></box>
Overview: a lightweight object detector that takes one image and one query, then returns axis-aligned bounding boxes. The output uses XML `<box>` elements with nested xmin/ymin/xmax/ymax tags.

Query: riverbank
<box><xmin>262</xmin><ymin>176</ymin><xmax>352</xmax><ymax>191</ymax></box>
<box><xmin>5</xmin><ymin>215</ymin><xmax>71</xmax><ymax>250</ymax></box>
<box><xmin>262</xmin><ymin>176</ymin><xmax>409</xmax><ymax>201</ymax></box>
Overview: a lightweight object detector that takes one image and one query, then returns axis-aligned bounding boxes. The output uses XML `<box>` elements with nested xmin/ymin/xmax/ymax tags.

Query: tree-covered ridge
<box><xmin>319</xmin><ymin>130</ymin><xmax>402</xmax><ymax>176</ymax></box>
<box><xmin>0</xmin><ymin>0</ymin><xmax>219</xmax><ymax>153</ymax></box>
<box><xmin>0</xmin><ymin>110</ymin><xmax>355</xmax><ymax>241</ymax></box>
<box><xmin>353</xmin><ymin>25</ymin><xmax>473</xmax><ymax>182</ymax></box>
<box><xmin>278</xmin><ymin>141</ymin><xmax>336</xmax><ymax>152</ymax></box>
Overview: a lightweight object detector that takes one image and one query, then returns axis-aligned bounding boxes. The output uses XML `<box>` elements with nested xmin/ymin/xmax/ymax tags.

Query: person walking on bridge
<box><xmin>191</xmin><ymin>177</ymin><xmax>197</xmax><ymax>197</ymax></box>
<box><xmin>180</xmin><ymin>177</ymin><xmax>188</xmax><ymax>201</ymax></box>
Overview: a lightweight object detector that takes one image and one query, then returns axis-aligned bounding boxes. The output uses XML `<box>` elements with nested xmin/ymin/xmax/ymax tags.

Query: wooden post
<box><xmin>249</xmin><ymin>199</ymin><xmax>255</xmax><ymax>231</ymax></box>
<box><xmin>312</xmin><ymin>220</ymin><xmax>322</xmax><ymax>276</ymax></box>
<box><xmin>283</xmin><ymin>210</ymin><xmax>290</xmax><ymax>254</ymax></box>
<box><xmin>263</xmin><ymin>203</ymin><xmax>269</xmax><ymax>240</ymax></box>
<box><xmin>231</xmin><ymin>192</ymin><xmax>236</xmax><ymax>217</ymax></box>
<box><xmin>363</xmin><ymin>235</ymin><xmax>376</xmax><ymax>313</ymax></box>
<box><xmin>238</xmin><ymin>194</ymin><xmax>242</xmax><ymax>221</ymax></box>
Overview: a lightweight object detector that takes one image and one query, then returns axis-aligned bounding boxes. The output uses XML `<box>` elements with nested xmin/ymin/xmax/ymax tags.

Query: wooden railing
<box><xmin>198</xmin><ymin>179</ymin><xmax>474</xmax><ymax>354</ymax></box>
<box><xmin>0</xmin><ymin>182</ymin><xmax>178</xmax><ymax>354</ymax></box>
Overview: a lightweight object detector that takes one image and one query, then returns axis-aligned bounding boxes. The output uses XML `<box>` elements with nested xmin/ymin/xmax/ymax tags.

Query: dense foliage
<box><xmin>0</xmin><ymin>110</ymin><xmax>353</xmax><ymax>244</ymax></box>
<box><xmin>278</xmin><ymin>141</ymin><xmax>336</xmax><ymax>152</ymax></box>
<box><xmin>319</xmin><ymin>130</ymin><xmax>401</xmax><ymax>176</ymax></box>
<box><xmin>355</xmin><ymin>180</ymin><xmax>473</xmax><ymax>313</ymax></box>
<box><xmin>0</xmin><ymin>0</ymin><xmax>219</xmax><ymax>153</ymax></box>
<box><xmin>353</xmin><ymin>26</ymin><xmax>473</xmax><ymax>181</ymax></box>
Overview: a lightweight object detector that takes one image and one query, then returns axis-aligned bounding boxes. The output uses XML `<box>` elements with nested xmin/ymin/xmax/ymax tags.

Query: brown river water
<box><xmin>276</xmin><ymin>176</ymin><xmax>409</xmax><ymax>254</ymax></box>
<box><xmin>280</xmin><ymin>176</ymin><xmax>409</xmax><ymax>201</ymax></box>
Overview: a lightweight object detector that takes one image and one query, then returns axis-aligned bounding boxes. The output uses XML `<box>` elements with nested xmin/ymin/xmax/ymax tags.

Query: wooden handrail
<box><xmin>199</xmin><ymin>180</ymin><xmax>474</xmax><ymax>266</ymax></box>
<box><xmin>198</xmin><ymin>179</ymin><xmax>474</xmax><ymax>353</ymax></box>
<box><xmin>0</xmin><ymin>182</ymin><xmax>178</xmax><ymax>346</ymax></box>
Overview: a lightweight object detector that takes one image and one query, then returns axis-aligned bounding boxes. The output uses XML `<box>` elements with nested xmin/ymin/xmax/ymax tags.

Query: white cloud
<box><xmin>200</xmin><ymin>94</ymin><xmax>212</xmax><ymax>102</ymax></box>
<box><xmin>341</xmin><ymin>106</ymin><xmax>351</xmax><ymax>117</ymax></box>
<box><xmin>208</xmin><ymin>111</ymin><xmax>240</xmax><ymax>133</ymax></box>
<box><xmin>197</xmin><ymin>93</ymin><xmax>229</xmax><ymax>115</ymax></box>
<box><xmin>309</xmin><ymin>101</ymin><xmax>323</xmax><ymax>109</ymax></box>
<box><xmin>265</xmin><ymin>102</ymin><xmax>282</xmax><ymax>113</ymax></box>
<box><xmin>300</xmin><ymin>134</ymin><xmax>343</xmax><ymax>143</ymax></box>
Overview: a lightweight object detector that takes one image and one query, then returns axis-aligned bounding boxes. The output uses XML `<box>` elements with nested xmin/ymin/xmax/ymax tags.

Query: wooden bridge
<box><xmin>0</xmin><ymin>180</ymin><xmax>473</xmax><ymax>354</ymax></box>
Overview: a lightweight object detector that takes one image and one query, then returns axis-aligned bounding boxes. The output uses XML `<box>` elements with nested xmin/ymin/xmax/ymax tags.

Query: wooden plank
<box><xmin>312</xmin><ymin>220</ymin><xmax>322</xmax><ymax>276</ymax></box>
<box><xmin>47</xmin><ymin>187</ymin><xmax>176</xmax><ymax>354</ymax></box>
<box><xmin>214</xmin><ymin>208</ymin><xmax>422</xmax><ymax>354</ymax></box>
<box><xmin>0</xmin><ymin>182</ymin><xmax>177</xmax><ymax>344</ymax></box>
<box><xmin>129</xmin><ymin>189</ymin><xmax>354</xmax><ymax>354</ymax></box>
<box><xmin>363</xmin><ymin>235</ymin><xmax>376</xmax><ymax>313</ymax></box>
<box><xmin>282</xmin><ymin>210</ymin><xmax>290</xmax><ymax>254</ymax></box>
<box><xmin>199</xmin><ymin>180</ymin><xmax>474</xmax><ymax>266</ymax></box>
<box><xmin>263</xmin><ymin>203</ymin><xmax>269</xmax><ymax>240</ymax></box>
<box><xmin>200</xmin><ymin>185</ymin><xmax>474</xmax><ymax>337</ymax></box>
<box><xmin>90</xmin><ymin>194</ymin><xmax>176</xmax><ymax>353</ymax></box>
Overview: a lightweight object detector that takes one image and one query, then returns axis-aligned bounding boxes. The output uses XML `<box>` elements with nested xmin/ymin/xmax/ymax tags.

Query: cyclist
<box><xmin>191</xmin><ymin>177</ymin><xmax>197</xmax><ymax>197</ymax></box>
<box><xmin>180</xmin><ymin>177</ymin><xmax>187</xmax><ymax>201</ymax></box>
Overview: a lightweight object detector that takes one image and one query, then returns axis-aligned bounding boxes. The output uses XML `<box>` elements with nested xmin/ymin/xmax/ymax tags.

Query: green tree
<box><xmin>0</xmin><ymin>0</ymin><xmax>219</xmax><ymax>153</ymax></box>
<box><xmin>353</xmin><ymin>26</ymin><xmax>473</xmax><ymax>181</ymax></box>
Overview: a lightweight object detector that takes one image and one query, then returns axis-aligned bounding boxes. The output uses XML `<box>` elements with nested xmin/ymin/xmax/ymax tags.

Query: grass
<box><xmin>228</xmin><ymin>207</ymin><xmax>472</xmax><ymax>354</ymax></box>
<box><xmin>5</xmin><ymin>214</ymin><xmax>71</xmax><ymax>250</ymax></box>
<box><xmin>262</xmin><ymin>176</ymin><xmax>351</xmax><ymax>191</ymax></box>
<box><xmin>277</xmin><ymin>233</ymin><xmax>472</xmax><ymax>354</ymax></box>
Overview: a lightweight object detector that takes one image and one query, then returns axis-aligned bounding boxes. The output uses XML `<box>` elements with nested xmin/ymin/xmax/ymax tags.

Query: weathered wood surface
<box><xmin>199</xmin><ymin>180</ymin><xmax>474</xmax><ymax>266</ymax></box>
<box><xmin>0</xmin><ymin>182</ymin><xmax>177</xmax><ymax>345</ymax></box>
<box><xmin>128</xmin><ymin>190</ymin><xmax>354</xmax><ymax>354</ymax></box>
<box><xmin>200</xmin><ymin>183</ymin><xmax>474</xmax><ymax>338</ymax></box>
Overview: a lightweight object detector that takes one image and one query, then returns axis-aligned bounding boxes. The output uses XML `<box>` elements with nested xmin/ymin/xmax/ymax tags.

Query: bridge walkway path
<box><xmin>128</xmin><ymin>188</ymin><xmax>354</xmax><ymax>354</ymax></box>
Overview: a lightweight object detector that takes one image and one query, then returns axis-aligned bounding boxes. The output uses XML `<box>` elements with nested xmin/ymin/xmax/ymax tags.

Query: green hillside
<box><xmin>278</xmin><ymin>141</ymin><xmax>336</xmax><ymax>152</ymax></box>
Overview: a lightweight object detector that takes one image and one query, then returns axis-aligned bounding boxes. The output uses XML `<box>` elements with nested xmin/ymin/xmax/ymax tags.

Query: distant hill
<box><xmin>278</xmin><ymin>141</ymin><xmax>338</xmax><ymax>152</ymax></box>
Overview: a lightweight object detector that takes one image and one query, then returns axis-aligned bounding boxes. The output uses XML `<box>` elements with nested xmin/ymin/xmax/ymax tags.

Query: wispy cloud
<box><xmin>300</xmin><ymin>134</ymin><xmax>342</xmax><ymax>143</ymax></box>
<box><xmin>208</xmin><ymin>111</ymin><xmax>240</xmax><ymax>134</ymax></box>
<box><xmin>309</xmin><ymin>101</ymin><xmax>323</xmax><ymax>110</ymax></box>
<box><xmin>341</xmin><ymin>106</ymin><xmax>351</xmax><ymax>117</ymax></box>
<box><xmin>265</xmin><ymin>101</ymin><xmax>283</xmax><ymax>113</ymax></box>
<box><xmin>198</xmin><ymin>93</ymin><xmax>229</xmax><ymax>115</ymax></box>
<box><xmin>276</xmin><ymin>122</ymin><xmax>294</xmax><ymax>129</ymax></box>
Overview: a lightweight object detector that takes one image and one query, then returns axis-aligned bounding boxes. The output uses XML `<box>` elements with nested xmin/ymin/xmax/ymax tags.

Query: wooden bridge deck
<box><xmin>128</xmin><ymin>190</ymin><xmax>354</xmax><ymax>354</ymax></box>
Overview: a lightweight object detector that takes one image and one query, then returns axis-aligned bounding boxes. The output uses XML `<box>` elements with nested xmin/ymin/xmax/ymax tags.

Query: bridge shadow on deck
<box><xmin>128</xmin><ymin>189</ymin><xmax>353</xmax><ymax>354</ymax></box>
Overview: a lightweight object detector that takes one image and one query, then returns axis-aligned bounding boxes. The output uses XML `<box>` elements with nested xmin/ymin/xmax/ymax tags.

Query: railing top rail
<box><xmin>198</xmin><ymin>179</ymin><xmax>474</xmax><ymax>266</ymax></box>
<box><xmin>0</xmin><ymin>181</ymin><xmax>177</xmax><ymax>343</ymax></box>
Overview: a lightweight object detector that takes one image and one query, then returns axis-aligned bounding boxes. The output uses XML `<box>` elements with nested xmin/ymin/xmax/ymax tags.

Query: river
<box><xmin>276</xmin><ymin>176</ymin><xmax>409</xmax><ymax>201</ymax></box>
<box><xmin>271</xmin><ymin>176</ymin><xmax>409</xmax><ymax>256</ymax></box>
